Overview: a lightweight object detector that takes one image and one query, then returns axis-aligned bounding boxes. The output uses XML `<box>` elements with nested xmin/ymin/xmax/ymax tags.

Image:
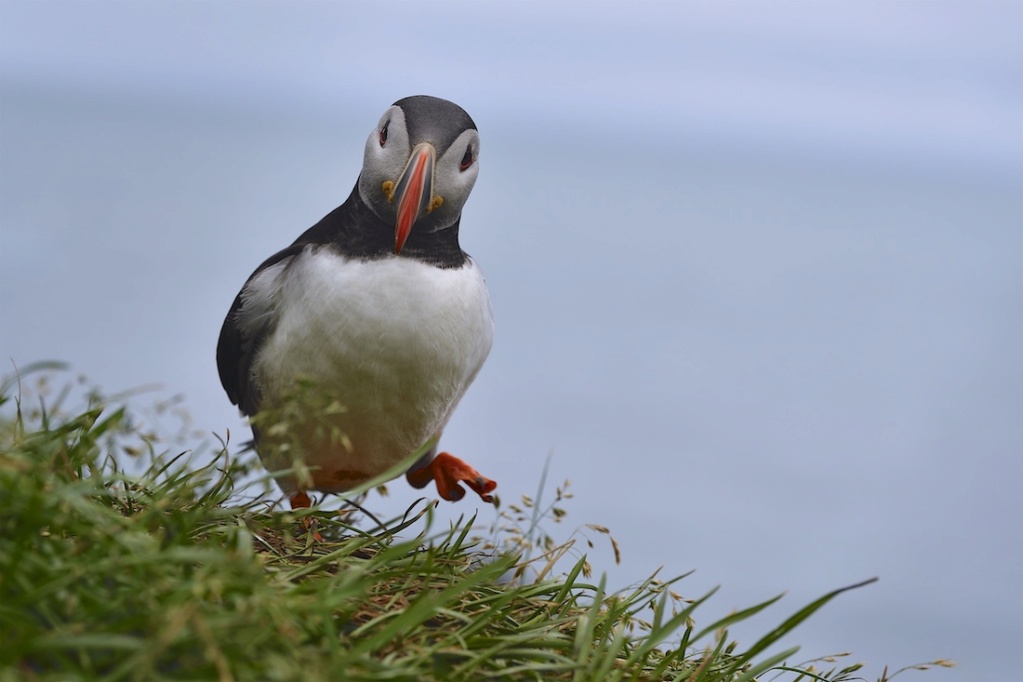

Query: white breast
<box><xmin>248</xmin><ymin>246</ymin><xmax>493</xmax><ymax>492</ymax></box>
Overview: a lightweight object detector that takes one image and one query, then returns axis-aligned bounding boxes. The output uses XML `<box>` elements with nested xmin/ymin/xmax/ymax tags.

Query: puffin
<box><xmin>216</xmin><ymin>95</ymin><xmax>496</xmax><ymax>513</ymax></box>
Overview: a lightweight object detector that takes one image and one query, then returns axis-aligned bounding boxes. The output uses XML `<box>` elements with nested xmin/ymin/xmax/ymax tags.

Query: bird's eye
<box><xmin>459</xmin><ymin>145</ymin><xmax>473</xmax><ymax>171</ymax></box>
<box><xmin>379</xmin><ymin>120</ymin><xmax>389</xmax><ymax>146</ymax></box>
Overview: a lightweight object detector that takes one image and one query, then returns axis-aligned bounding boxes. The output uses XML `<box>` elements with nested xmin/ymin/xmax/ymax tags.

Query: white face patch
<box><xmin>356</xmin><ymin>103</ymin><xmax>480</xmax><ymax>234</ymax></box>
<box><xmin>358</xmin><ymin>105</ymin><xmax>410</xmax><ymax>222</ymax></box>
<box><xmin>429</xmin><ymin>128</ymin><xmax>480</xmax><ymax>230</ymax></box>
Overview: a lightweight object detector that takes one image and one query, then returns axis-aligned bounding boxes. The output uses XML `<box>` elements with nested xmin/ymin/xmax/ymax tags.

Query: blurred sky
<box><xmin>1</xmin><ymin>2</ymin><xmax>1020</xmax><ymax>680</ymax></box>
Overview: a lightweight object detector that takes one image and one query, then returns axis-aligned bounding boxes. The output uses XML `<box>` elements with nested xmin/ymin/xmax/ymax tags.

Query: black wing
<box><xmin>216</xmin><ymin>193</ymin><xmax>359</xmax><ymax>416</ymax></box>
<box><xmin>216</xmin><ymin>243</ymin><xmax>307</xmax><ymax>417</ymax></box>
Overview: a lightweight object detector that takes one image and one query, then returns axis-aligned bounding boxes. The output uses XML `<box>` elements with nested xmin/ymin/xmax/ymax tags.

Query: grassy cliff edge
<box><xmin>0</xmin><ymin>367</ymin><xmax>952</xmax><ymax>681</ymax></box>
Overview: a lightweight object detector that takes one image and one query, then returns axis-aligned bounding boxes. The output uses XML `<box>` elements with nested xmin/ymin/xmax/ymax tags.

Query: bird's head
<box><xmin>357</xmin><ymin>96</ymin><xmax>480</xmax><ymax>254</ymax></box>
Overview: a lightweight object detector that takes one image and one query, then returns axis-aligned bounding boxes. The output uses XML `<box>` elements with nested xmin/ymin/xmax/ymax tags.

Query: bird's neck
<box><xmin>296</xmin><ymin>183</ymin><xmax>467</xmax><ymax>269</ymax></box>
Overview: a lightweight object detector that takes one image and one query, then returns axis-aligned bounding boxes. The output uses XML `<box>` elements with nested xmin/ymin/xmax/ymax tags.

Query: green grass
<box><xmin>0</xmin><ymin>365</ymin><xmax>954</xmax><ymax>681</ymax></box>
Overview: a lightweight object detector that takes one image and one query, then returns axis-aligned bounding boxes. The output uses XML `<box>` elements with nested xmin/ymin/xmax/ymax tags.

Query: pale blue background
<box><xmin>1</xmin><ymin>2</ymin><xmax>1020</xmax><ymax>679</ymax></box>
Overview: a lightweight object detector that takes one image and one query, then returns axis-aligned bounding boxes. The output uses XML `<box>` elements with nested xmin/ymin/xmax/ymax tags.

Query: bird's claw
<box><xmin>406</xmin><ymin>451</ymin><xmax>496</xmax><ymax>503</ymax></box>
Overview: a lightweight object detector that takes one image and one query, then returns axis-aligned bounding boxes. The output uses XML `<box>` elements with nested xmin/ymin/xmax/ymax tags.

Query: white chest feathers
<box><xmin>242</xmin><ymin>247</ymin><xmax>493</xmax><ymax>490</ymax></box>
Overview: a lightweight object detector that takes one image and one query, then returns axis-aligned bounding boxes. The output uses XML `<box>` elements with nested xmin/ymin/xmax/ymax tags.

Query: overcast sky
<box><xmin>1</xmin><ymin>2</ymin><xmax>1020</xmax><ymax>680</ymax></box>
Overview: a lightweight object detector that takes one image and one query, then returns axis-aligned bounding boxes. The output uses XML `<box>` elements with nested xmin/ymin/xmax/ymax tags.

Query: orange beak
<box><xmin>392</xmin><ymin>143</ymin><xmax>436</xmax><ymax>254</ymax></box>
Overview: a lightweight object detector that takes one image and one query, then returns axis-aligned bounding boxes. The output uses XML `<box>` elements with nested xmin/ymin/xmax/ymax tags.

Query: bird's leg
<box><xmin>289</xmin><ymin>491</ymin><xmax>323</xmax><ymax>541</ymax></box>
<box><xmin>406</xmin><ymin>452</ymin><xmax>496</xmax><ymax>503</ymax></box>
<box><xmin>290</xmin><ymin>491</ymin><xmax>314</xmax><ymax>508</ymax></box>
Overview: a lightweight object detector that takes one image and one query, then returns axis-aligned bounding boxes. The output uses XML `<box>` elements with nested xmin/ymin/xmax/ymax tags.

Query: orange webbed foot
<box><xmin>406</xmin><ymin>452</ymin><xmax>497</xmax><ymax>503</ymax></box>
<box><xmin>289</xmin><ymin>491</ymin><xmax>324</xmax><ymax>541</ymax></box>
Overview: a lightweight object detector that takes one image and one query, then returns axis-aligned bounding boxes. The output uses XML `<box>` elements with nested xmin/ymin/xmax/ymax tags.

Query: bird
<box><xmin>216</xmin><ymin>95</ymin><xmax>496</xmax><ymax>515</ymax></box>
